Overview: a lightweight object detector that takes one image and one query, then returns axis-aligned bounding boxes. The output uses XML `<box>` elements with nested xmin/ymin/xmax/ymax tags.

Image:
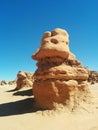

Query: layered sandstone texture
<box><xmin>16</xmin><ymin>71</ymin><xmax>34</xmax><ymax>90</ymax></box>
<box><xmin>32</xmin><ymin>28</ymin><xmax>91</xmax><ymax>110</ymax></box>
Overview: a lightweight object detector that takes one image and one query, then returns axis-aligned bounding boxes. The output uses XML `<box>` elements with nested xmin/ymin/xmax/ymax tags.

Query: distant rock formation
<box><xmin>0</xmin><ymin>80</ymin><xmax>7</xmax><ymax>86</ymax></box>
<box><xmin>8</xmin><ymin>80</ymin><xmax>16</xmax><ymax>85</ymax></box>
<box><xmin>15</xmin><ymin>71</ymin><xmax>34</xmax><ymax>90</ymax></box>
<box><xmin>88</xmin><ymin>70</ymin><xmax>98</xmax><ymax>84</ymax></box>
<box><xmin>32</xmin><ymin>28</ymin><xmax>91</xmax><ymax>110</ymax></box>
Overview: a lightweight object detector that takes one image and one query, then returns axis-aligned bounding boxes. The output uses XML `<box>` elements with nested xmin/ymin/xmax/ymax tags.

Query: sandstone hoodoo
<box><xmin>16</xmin><ymin>71</ymin><xmax>33</xmax><ymax>90</ymax></box>
<box><xmin>8</xmin><ymin>80</ymin><xmax>16</xmax><ymax>85</ymax></box>
<box><xmin>0</xmin><ymin>80</ymin><xmax>7</xmax><ymax>86</ymax></box>
<box><xmin>32</xmin><ymin>28</ymin><xmax>91</xmax><ymax>110</ymax></box>
<box><xmin>88</xmin><ymin>70</ymin><xmax>98</xmax><ymax>84</ymax></box>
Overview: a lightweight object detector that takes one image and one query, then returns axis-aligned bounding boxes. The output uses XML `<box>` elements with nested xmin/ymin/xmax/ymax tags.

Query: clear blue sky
<box><xmin>0</xmin><ymin>0</ymin><xmax>98</xmax><ymax>81</ymax></box>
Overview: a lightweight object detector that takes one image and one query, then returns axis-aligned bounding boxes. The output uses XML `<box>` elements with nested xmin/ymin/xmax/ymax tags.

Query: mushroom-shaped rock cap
<box><xmin>32</xmin><ymin>28</ymin><xmax>72</xmax><ymax>60</ymax></box>
<box><xmin>41</xmin><ymin>28</ymin><xmax>69</xmax><ymax>45</ymax></box>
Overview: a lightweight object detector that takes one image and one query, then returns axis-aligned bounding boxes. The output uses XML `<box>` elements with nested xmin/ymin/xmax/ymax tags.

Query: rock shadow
<box><xmin>0</xmin><ymin>98</ymin><xmax>41</xmax><ymax>117</ymax></box>
<box><xmin>6</xmin><ymin>89</ymin><xmax>17</xmax><ymax>92</ymax></box>
<box><xmin>13</xmin><ymin>89</ymin><xmax>33</xmax><ymax>96</ymax></box>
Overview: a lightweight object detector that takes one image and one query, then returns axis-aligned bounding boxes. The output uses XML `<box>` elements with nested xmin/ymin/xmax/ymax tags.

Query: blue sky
<box><xmin>0</xmin><ymin>0</ymin><xmax>98</xmax><ymax>81</ymax></box>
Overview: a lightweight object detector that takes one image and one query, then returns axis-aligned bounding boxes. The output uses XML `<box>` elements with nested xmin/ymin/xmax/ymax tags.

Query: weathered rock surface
<box><xmin>34</xmin><ymin>63</ymin><xmax>88</xmax><ymax>80</ymax></box>
<box><xmin>88</xmin><ymin>70</ymin><xmax>98</xmax><ymax>84</ymax></box>
<box><xmin>32</xmin><ymin>28</ymin><xmax>91</xmax><ymax>110</ymax></box>
<box><xmin>32</xmin><ymin>28</ymin><xmax>75</xmax><ymax>60</ymax></box>
<box><xmin>15</xmin><ymin>71</ymin><xmax>34</xmax><ymax>90</ymax></box>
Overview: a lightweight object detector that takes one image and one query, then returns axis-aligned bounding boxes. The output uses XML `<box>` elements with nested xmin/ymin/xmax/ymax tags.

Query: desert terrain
<box><xmin>0</xmin><ymin>83</ymin><xmax>98</xmax><ymax>130</ymax></box>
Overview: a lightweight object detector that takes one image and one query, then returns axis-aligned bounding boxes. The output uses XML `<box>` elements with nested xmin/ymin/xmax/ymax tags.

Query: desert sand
<box><xmin>0</xmin><ymin>84</ymin><xmax>98</xmax><ymax>130</ymax></box>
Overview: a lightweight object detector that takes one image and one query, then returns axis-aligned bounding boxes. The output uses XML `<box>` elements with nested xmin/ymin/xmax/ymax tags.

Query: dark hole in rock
<box><xmin>51</xmin><ymin>39</ymin><xmax>58</xmax><ymax>44</ymax></box>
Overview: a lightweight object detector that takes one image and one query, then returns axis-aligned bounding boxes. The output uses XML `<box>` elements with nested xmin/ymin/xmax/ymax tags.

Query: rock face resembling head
<box><xmin>32</xmin><ymin>28</ymin><xmax>75</xmax><ymax>60</ymax></box>
<box><xmin>32</xmin><ymin>28</ymin><xmax>91</xmax><ymax>110</ymax></box>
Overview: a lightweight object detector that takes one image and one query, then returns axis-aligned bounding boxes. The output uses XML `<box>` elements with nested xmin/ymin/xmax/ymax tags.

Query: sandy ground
<box><xmin>0</xmin><ymin>84</ymin><xmax>98</xmax><ymax>130</ymax></box>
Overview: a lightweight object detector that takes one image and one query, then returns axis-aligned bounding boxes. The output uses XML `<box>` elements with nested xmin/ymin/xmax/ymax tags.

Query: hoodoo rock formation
<box><xmin>32</xmin><ymin>28</ymin><xmax>91</xmax><ymax>110</ymax></box>
<box><xmin>16</xmin><ymin>71</ymin><xmax>33</xmax><ymax>90</ymax></box>
<box><xmin>0</xmin><ymin>80</ymin><xmax>7</xmax><ymax>86</ymax></box>
<box><xmin>88</xmin><ymin>70</ymin><xmax>98</xmax><ymax>84</ymax></box>
<box><xmin>8</xmin><ymin>80</ymin><xmax>16</xmax><ymax>85</ymax></box>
